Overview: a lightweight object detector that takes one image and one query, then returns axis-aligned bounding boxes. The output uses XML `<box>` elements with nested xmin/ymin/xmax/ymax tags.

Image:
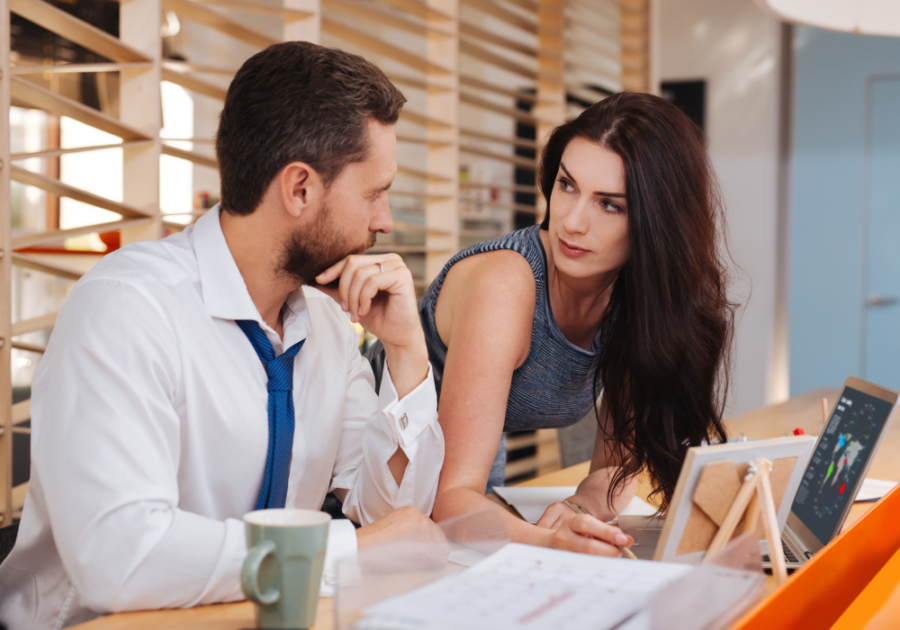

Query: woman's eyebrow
<box><xmin>560</xmin><ymin>161</ymin><xmax>626</xmax><ymax>198</ymax></box>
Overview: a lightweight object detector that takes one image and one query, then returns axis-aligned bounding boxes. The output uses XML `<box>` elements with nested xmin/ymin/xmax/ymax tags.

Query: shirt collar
<box><xmin>193</xmin><ymin>205</ymin><xmax>311</xmax><ymax>347</ymax></box>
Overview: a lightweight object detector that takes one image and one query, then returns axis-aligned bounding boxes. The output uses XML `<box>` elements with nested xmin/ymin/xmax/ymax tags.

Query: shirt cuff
<box><xmin>378</xmin><ymin>361</ymin><xmax>438</xmax><ymax>450</ymax></box>
<box><xmin>320</xmin><ymin>518</ymin><xmax>358</xmax><ymax>597</ymax></box>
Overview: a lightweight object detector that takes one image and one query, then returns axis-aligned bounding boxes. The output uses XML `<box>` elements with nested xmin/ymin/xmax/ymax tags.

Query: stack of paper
<box><xmin>356</xmin><ymin>543</ymin><xmax>691</xmax><ymax>630</ymax></box>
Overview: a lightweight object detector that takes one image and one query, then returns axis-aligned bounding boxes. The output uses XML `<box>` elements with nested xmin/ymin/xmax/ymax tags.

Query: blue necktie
<box><xmin>236</xmin><ymin>320</ymin><xmax>305</xmax><ymax>510</ymax></box>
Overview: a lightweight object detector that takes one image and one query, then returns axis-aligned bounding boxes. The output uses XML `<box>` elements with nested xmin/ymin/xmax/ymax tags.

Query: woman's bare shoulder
<box><xmin>434</xmin><ymin>249</ymin><xmax>537</xmax><ymax>360</ymax></box>
<box><xmin>443</xmin><ymin>248</ymin><xmax>537</xmax><ymax>296</ymax></box>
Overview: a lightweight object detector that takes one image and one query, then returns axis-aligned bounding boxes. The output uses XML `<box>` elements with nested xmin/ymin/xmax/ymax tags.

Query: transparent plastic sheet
<box><xmin>335</xmin><ymin>507</ymin><xmax>510</xmax><ymax>630</ymax></box>
<box><xmin>649</xmin><ymin>532</ymin><xmax>767</xmax><ymax>630</ymax></box>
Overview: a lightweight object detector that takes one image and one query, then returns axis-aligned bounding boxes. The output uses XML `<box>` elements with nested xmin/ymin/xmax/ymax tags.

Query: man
<box><xmin>0</xmin><ymin>42</ymin><xmax>444</xmax><ymax>629</ymax></box>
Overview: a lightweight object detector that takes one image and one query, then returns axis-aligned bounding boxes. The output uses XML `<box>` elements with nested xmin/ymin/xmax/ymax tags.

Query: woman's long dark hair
<box><xmin>539</xmin><ymin>92</ymin><xmax>737</xmax><ymax>512</ymax></box>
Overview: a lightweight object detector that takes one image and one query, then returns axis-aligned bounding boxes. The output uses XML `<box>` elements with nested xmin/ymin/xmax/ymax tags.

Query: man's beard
<box><xmin>279</xmin><ymin>204</ymin><xmax>377</xmax><ymax>287</ymax></box>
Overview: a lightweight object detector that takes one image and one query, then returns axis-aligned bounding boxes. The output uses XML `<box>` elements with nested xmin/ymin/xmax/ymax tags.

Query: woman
<box><xmin>370</xmin><ymin>92</ymin><xmax>736</xmax><ymax>556</ymax></box>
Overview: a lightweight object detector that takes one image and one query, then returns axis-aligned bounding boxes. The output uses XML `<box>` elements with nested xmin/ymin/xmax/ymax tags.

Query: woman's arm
<box><xmin>432</xmin><ymin>252</ymin><xmax>629</xmax><ymax>555</ymax></box>
<box><xmin>536</xmin><ymin>396</ymin><xmax>638</xmax><ymax>529</ymax></box>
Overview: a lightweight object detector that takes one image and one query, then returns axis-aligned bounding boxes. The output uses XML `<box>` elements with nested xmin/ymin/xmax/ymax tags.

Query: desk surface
<box><xmin>74</xmin><ymin>387</ymin><xmax>898</xmax><ymax>630</ymax></box>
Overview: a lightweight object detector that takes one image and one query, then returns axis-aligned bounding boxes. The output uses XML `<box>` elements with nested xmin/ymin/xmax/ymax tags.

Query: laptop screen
<box><xmin>790</xmin><ymin>385</ymin><xmax>894</xmax><ymax>545</ymax></box>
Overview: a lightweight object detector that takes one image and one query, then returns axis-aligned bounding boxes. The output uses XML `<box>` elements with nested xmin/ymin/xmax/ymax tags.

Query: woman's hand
<box><xmin>546</xmin><ymin>514</ymin><xmax>633</xmax><ymax>557</ymax></box>
<box><xmin>536</xmin><ymin>501</ymin><xmax>578</xmax><ymax>531</ymax></box>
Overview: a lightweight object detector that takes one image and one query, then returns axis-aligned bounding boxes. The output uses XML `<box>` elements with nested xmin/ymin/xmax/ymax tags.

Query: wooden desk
<box><xmin>73</xmin><ymin>387</ymin><xmax>899</xmax><ymax>630</ymax></box>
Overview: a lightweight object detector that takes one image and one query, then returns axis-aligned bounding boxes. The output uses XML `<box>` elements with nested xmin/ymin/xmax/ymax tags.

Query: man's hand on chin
<box><xmin>355</xmin><ymin>505</ymin><xmax>436</xmax><ymax>549</ymax></box>
<box><xmin>316</xmin><ymin>253</ymin><xmax>429</xmax><ymax>399</ymax></box>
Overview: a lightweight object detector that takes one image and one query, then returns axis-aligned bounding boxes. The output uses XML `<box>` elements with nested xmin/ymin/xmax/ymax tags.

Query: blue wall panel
<box><xmin>790</xmin><ymin>28</ymin><xmax>900</xmax><ymax>394</ymax></box>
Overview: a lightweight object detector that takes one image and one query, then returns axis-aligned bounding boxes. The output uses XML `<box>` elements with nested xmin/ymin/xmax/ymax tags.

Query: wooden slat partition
<box><xmin>2</xmin><ymin>0</ymin><xmax>622</xmax><ymax>522</ymax></box>
<box><xmin>323</xmin><ymin>18</ymin><xmax>452</xmax><ymax>75</ymax></box>
<box><xmin>0</xmin><ymin>0</ymin><xmax>12</xmax><ymax>527</ymax></box>
<box><xmin>620</xmin><ymin>0</ymin><xmax>649</xmax><ymax>92</ymax></box>
<box><xmin>12</xmin><ymin>218</ymin><xmax>153</xmax><ymax>250</ymax></box>
<box><xmin>162</xmin><ymin>0</ymin><xmax>279</xmax><ymax>49</ymax></box>
<box><xmin>161</xmin><ymin>68</ymin><xmax>228</xmax><ymax>101</ymax></box>
<box><xmin>11</xmin><ymin>253</ymin><xmax>84</xmax><ymax>281</ymax></box>
<box><xmin>11</xmin><ymin>78</ymin><xmax>151</xmax><ymax>141</ymax></box>
<box><xmin>10</xmin><ymin>0</ymin><xmax>152</xmax><ymax>63</ymax></box>
<box><xmin>424</xmin><ymin>0</ymin><xmax>459</xmax><ymax>280</ymax></box>
<box><xmin>10</xmin><ymin>166</ymin><xmax>154</xmax><ymax>219</ymax></box>
<box><xmin>11</xmin><ymin>312</ymin><xmax>58</xmax><ymax>336</ymax></box>
<box><xmin>161</xmin><ymin>144</ymin><xmax>219</xmax><ymax>170</ymax></box>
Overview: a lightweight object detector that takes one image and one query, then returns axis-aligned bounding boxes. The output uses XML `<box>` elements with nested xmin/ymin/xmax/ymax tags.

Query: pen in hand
<box><xmin>563</xmin><ymin>499</ymin><xmax>638</xmax><ymax>560</ymax></box>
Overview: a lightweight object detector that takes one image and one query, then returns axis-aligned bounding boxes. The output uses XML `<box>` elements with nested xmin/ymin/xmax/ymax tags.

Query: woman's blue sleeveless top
<box><xmin>419</xmin><ymin>225</ymin><xmax>601</xmax><ymax>489</ymax></box>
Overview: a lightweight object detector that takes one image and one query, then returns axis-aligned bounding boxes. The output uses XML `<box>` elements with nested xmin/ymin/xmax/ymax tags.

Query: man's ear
<box><xmin>279</xmin><ymin>162</ymin><xmax>322</xmax><ymax>219</ymax></box>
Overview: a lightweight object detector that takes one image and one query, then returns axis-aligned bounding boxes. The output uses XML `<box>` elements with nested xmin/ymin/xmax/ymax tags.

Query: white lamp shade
<box><xmin>754</xmin><ymin>0</ymin><xmax>900</xmax><ymax>37</ymax></box>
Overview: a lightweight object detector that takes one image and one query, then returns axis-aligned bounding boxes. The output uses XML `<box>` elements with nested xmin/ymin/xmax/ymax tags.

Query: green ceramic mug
<box><xmin>242</xmin><ymin>509</ymin><xmax>331</xmax><ymax>629</ymax></box>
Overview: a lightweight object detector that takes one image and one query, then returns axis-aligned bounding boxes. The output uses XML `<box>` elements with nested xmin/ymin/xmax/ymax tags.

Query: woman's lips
<box><xmin>559</xmin><ymin>238</ymin><xmax>590</xmax><ymax>258</ymax></box>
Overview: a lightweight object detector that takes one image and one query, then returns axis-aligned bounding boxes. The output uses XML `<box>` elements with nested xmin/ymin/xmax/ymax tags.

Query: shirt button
<box><xmin>400</xmin><ymin>413</ymin><xmax>409</xmax><ymax>430</ymax></box>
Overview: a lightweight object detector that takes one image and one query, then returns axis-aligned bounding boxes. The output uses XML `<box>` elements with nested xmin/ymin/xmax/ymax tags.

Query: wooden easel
<box><xmin>704</xmin><ymin>458</ymin><xmax>788</xmax><ymax>584</ymax></box>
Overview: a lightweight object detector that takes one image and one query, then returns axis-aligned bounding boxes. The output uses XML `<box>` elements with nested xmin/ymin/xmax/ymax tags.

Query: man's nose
<box><xmin>370</xmin><ymin>197</ymin><xmax>393</xmax><ymax>234</ymax></box>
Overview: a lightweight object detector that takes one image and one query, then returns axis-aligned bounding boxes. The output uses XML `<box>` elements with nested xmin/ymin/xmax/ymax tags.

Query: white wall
<box><xmin>658</xmin><ymin>0</ymin><xmax>786</xmax><ymax>415</ymax></box>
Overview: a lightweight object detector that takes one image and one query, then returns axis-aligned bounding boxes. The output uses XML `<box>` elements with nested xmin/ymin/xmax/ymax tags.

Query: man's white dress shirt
<box><xmin>0</xmin><ymin>206</ymin><xmax>443</xmax><ymax>630</ymax></box>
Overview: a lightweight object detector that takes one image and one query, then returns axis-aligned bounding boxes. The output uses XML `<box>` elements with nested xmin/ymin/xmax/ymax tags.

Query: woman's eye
<box><xmin>557</xmin><ymin>177</ymin><xmax>574</xmax><ymax>192</ymax></box>
<box><xmin>600</xmin><ymin>199</ymin><xmax>623</xmax><ymax>214</ymax></box>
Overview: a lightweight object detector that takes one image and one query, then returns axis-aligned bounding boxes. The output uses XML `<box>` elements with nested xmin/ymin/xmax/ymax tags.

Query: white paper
<box><xmin>493</xmin><ymin>486</ymin><xmax>657</xmax><ymax>523</ymax></box>
<box><xmin>356</xmin><ymin>543</ymin><xmax>691</xmax><ymax>630</ymax></box>
<box><xmin>855</xmin><ymin>478</ymin><xmax>899</xmax><ymax>502</ymax></box>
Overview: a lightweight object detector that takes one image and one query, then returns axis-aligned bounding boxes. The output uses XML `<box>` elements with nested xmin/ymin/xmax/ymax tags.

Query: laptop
<box><xmin>619</xmin><ymin>376</ymin><xmax>898</xmax><ymax>567</ymax></box>
<box><xmin>762</xmin><ymin>376</ymin><xmax>898</xmax><ymax>569</ymax></box>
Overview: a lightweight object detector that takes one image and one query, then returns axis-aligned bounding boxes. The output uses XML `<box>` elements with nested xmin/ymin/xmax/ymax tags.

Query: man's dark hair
<box><xmin>216</xmin><ymin>41</ymin><xmax>407</xmax><ymax>216</ymax></box>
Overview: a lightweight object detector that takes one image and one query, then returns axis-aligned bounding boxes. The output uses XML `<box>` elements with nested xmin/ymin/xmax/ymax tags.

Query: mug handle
<box><xmin>242</xmin><ymin>539</ymin><xmax>280</xmax><ymax>605</ymax></box>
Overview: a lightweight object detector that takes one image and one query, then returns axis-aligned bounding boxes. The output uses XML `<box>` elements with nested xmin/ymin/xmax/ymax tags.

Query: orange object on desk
<box><xmin>731</xmin><ymin>483</ymin><xmax>900</xmax><ymax>629</ymax></box>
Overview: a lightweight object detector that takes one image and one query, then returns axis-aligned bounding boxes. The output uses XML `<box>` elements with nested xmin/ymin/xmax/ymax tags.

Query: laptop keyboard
<box><xmin>763</xmin><ymin>540</ymin><xmax>800</xmax><ymax>564</ymax></box>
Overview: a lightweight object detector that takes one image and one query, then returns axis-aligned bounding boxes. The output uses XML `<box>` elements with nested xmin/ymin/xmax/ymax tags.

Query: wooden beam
<box><xmin>11</xmin><ymin>140</ymin><xmax>154</xmax><ymax>160</ymax></box>
<box><xmin>384</xmin><ymin>71</ymin><xmax>453</xmax><ymax>92</ymax></box>
<box><xmin>459</xmin><ymin>90</ymin><xmax>538</xmax><ymax>124</ymax></box>
<box><xmin>398</xmin><ymin>164</ymin><xmax>453</xmax><ymax>182</ymax></box>
<box><xmin>396</xmin><ymin>133</ymin><xmax>453</xmax><ymax>147</ymax></box>
<box><xmin>161</xmin><ymin>0</ymin><xmax>278</xmax><ymax>49</ymax></box>
<box><xmin>460</xmin><ymin>143</ymin><xmax>536</xmax><ymax>170</ymax></box>
<box><xmin>460</xmin><ymin>0</ymin><xmax>536</xmax><ymax>34</ymax></box>
<box><xmin>459</xmin><ymin>38</ymin><xmax>536</xmax><ymax>80</ymax></box>
<box><xmin>322</xmin><ymin>18</ymin><xmax>452</xmax><ymax>75</ymax></box>
<box><xmin>11</xmin><ymin>77</ymin><xmax>151</xmax><ymax>141</ymax></box>
<box><xmin>12</xmin><ymin>482</ymin><xmax>27</xmax><ymax>513</ymax></box>
<box><xmin>11</xmin><ymin>340</ymin><xmax>46</xmax><ymax>354</ymax></box>
<box><xmin>10</xmin><ymin>0</ymin><xmax>152</xmax><ymax>63</ymax></box>
<box><xmin>459</xmin><ymin>74</ymin><xmax>536</xmax><ymax>103</ymax></box>
<box><xmin>379</xmin><ymin>0</ymin><xmax>452</xmax><ymax>21</ymax></box>
<box><xmin>161</xmin><ymin>61</ymin><xmax>237</xmax><ymax>76</ymax></box>
<box><xmin>11</xmin><ymin>62</ymin><xmax>153</xmax><ymax>74</ymax></box>
<box><xmin>11</xmin><ymin>253</ymin><xmax>83</xmax><ymax>281</ymax></box>
<box><xmin>11</xmin><ymin>312</ymin><xmax>58</xmax><ymax>336</ymax></box>
<box><xmin>535</xmin><ymin>0</ymin><xmax>565</xmax><ymax>222</ymax></box>
<box><xmin>11</xmin><ymin>218</ymin><xmax>152</xmax><ymax>250</ymax></box>
<box><xmin>11</xmin><ymin>166</ymin><xmax>154</xmax><ymax>219</ymax></box>
<box><xmin>322</xmin><ymin>0</ymin><xmax>452</xmax><ymax>37</ymax></box>
<box><xmin>389</xmin><ymin>189</ymin><xmax>453</xmax><ymax>201</ymax></box>
<box><xmin>461</xmin><ymin>180</ymin><xmax>536</xmax><ymax>195</ymax></box>
<box><xmin>460</xmin><ymin>127</ymin><xmax>537</xmax><ymax>150</ymax></box>
<box><xmin>161</xmin><ymin>144</ymin><xmax>219</xmax><ymax>169</ymax></box>
<box><xmin>188</xmin><ymin>0</ymin><xmax>312</xmax><ymax>19</ymax></box>
<box><xmin>161</xmin><ymin>68</ymin><xmax>227</xmax><ymax>101</ymax></box>
<box><xmin>399</xmin><ymin>109</ymin><xmax>454</xmax><ymax>129</ymax></box>
<box><xmin>459</xmin><ymin>20</ymin><xmax>536</xmax><ymax>57</ymax></box>
<box><xmin>392</xmin><ymin>220</ymin><xmax>452</xmax><ymax>236</ymax></box>
<box><xmin>11</xmin><ymin>401</ymin><xmax>30</xmax><ymax>425</ymax></box>
<box><xmin>0</xmin><ymin>0</ymin><xmax>13</xmax><ymax>527</ymax></box>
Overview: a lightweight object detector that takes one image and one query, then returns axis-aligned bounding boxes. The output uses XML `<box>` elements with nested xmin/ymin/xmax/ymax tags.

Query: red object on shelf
<box><xmin>793</xmin><ymin>428</ymin><xmax>806</xmax><ymax>436</ymax></box>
